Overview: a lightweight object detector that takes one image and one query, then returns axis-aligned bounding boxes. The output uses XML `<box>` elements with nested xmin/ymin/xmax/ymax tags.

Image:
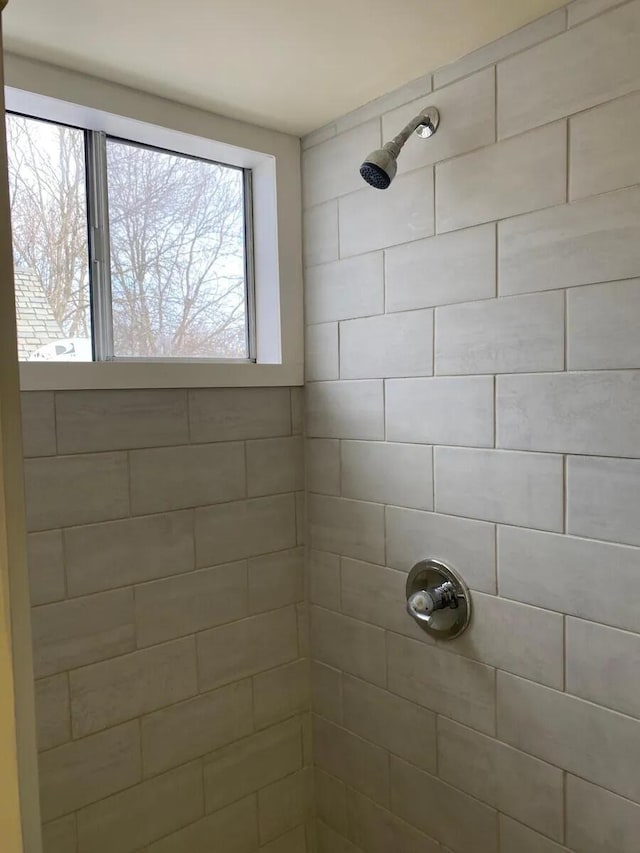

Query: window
<box><xmin>7</xmin><ymin>112</ymin><xmax>253</xmax><ymax>362</ymax></box>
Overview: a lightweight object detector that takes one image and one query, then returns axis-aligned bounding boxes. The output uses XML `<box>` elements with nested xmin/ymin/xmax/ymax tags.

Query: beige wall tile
<box><xmin>195</xmin><ymin>495</ymin><xmax>297</xmax><ymax>567</ymax></box>
<box><xmin>309</xmin><ymin>550</ymin><xmax>341</xmax><ymax>610</ymax></box>
<box><xmin>435</xmin><ymin>291</ymin><xmax>564</xmax><ymax>375</ymax></box>
<box><xmin>387</xmin><ymin>633</ymin><xmax>496</xmax><ymax>734</ymax></box>
<box><xmin>498</xmin><ymin>671</ymin><xmax>640</xmax><ymax>803</ymax></box>
<box><xmin>390</xmin><ymin>755</ymin><xmax>497</xmax><ymax>853</ymax></box>
<box><xmin>32</xmin><ymin>588</ymin><xmax>135</xmax><ymax>678</ymax></box>
<box><xmin>308</xmin><ymin>494</ymin><xmax>385</xmax><ymax>564</ymax></box>
<box><xmin>35</xmin><ymin>673</ymin><xmax>70</xmax><ymax>751</ymax></box>
<box><xmin>347</xmin><ymin>788</ymin><xmax>440</xmax><ymax>853</ymax></box>
<box><xmin>497</xmin><ymin>371</ymin><xmax>640</xmax><ymax>457</ymax></box>
<box><xmin>499</xmin><ymin>815</ymin><xmax>569</xmax><ymax>853</ymax></box>
<box><xmin>189</xmin><ymin>388</ymin><xmax>291</xmax><ymax>443</ymax></box>
<box><xmin>385</xmin><ymin>223</ymin><xmax>496</xmax><ymax>313</ymax></box>
<box><xmin>77</xmin><ymin>761</ymin><xmax>203</xmax><ymax>853</ymax></box>
<box><xmin>306</xmin><ymin>381</ymin><xmax>384</xmax><ymax>440</ymax></box>
<box><xmin>142</xmin><ymin>796</ymin><xmax>257</xmax><ymax>853</ymax></box>
<box><xmin>27</xmin><ymin>530</ymin><xmax>65</xmax><ymax>605</ymax></box>
<box><xmin>498</xmin><ymin>2</ymin><xmax>640</xmax><ymax>138</ymax></box>
<box><xmin>306</xmin><ymin>322</ymin><xmax>339</xmax><ymax>382</ymax></box>
<box><xmin>260</xmin><ymin>824</ymin><xmax>307</xmax><ymax>852</ymax></box>
<box><xmin>315</xmin><ymin>769</ymin><xmax>347</xmax><ymax>834</ymax></box>
<box><xmin>21</xmin><ymin>391</ymin><xmax>56</xmax><ymax>457</ymax></box>
<box><xmin>141</xmin><ymin>680</ymin><xmax>253</xmax><ymax>777</ymax></box>
<box><xmin>304</xmin><ymin>252</ymin><xmax>383</xmax><ymax>324</ymax></box>
<box><xmin>317</xmin><ymin>819</ymin><xmax>361</xmax><ymax>853</ymax></box>
<box><xmin>24</xmin><ymin>452</ymin><xmax>129</xmax><ymax>531</ymax></box>
<box><xmin>204</xmin><ymin>719</ymin><xmax>302</xmax><ymax>813</ymax></box>
<box><xmin>386</xmin><ymin>376</ymin><xmax>494</xmax><ymax>448</ymax></box>
<box><xmin>313</xmin><ymin>716</ymin><xmax>389</xmax><ymax>807</ymax></box>
<box><xmin>65</xmin><ymin>511</ymin><xmax>194</xmax><ymax>596</ymax></box>
<box><xmin>70</xmin><ymin>637</ymin><xmax>198</xmax><ymax>738</ymax></box>
<box><xmin>303</xmin><ymin>200</ymin><xmax>338</xmax><ymax>267</ymax></box>
<box><xmin>343</xmin><ymin>675</ymin><xmax>436</xmax><ymax>772</ymax></box>
<box><xmin>499</xmin><ymin>186</ymin><xmax>640</xmax><ymax>296</ymax></box>
<box><xmin>258</xmin><ymin>768</ymin><xmax>313</xmax><ymax>843</ymax></box>
<box><xmin>310</xmin><ymin>606</ymin><xmax>386</xmax><ymax>688</ymax></box>
<box><xmin>135</xmin><ymin>561</ymin><xmax>247</xmax><ymax>647</ymax></box>
<box><xmin>567</xmin><ymin>774</ymin><xmax>640</xmax><ymax>853</ymax></box>
<box><xmin>55</xmin><ymin>390</ymin><xmax>188</xmax><ymax>454</ymax></box>
<box><xmin>335</xmin><ymin>74</ymin><xmax>432</xmax><ymax>135</ymax></box>
<box><xmin>42</xmin><ymin>815</ymin><xmax>77</xmax><ymax>853</ymax></box>
<box><xmin>197</xmin><ymin>607</ymin><xmax>299</xmax><ymax>691</ymax></box>
<box><xmin>307</xmin><ymin>440</ymin><xmax>340</xmax><ymax>496</ymax></box>
<box><xmin>253</xmin><ymin>660</ymin><xmax>309</xmax><ymax>729</ymax></box>
<box><xmin>339</xmin><ymin>168</ymin><xmax>434</xmax><ymax>257</ymax></box>
<box><xmin>340</xmin><ymin>310</ymin><xmax>433</xmax><ymax>379</ymax></box>
<box><xmin>341</xmin><ymin>441</ymin><xmax>433</xmax><ymax>510</ymax></box>
<box><xmin>247</xmin><ymin>436</ymin><xmax>304</xmax><ymax>497</ymax></box>
<box><xmin>310</xmin><ymin>661</ymin><xmax>343</xmax><ymax>724</ymax></box>
<box><xmin>435</xmin><ymin>447</ymin><xmax>564</xmax><ymax>531</ymax></box>
<box><xmin>385</xmin><ymin>506</ymin><xmax>496</xmax><ymax>594</ymax></box>
<box><xmin>567</xmin><ymin>279</ymin><xmax>640</xmax><ymax>371</ymax></box>
<box><xmin>249</xmin><ymin>547</ymin><xmax>304</xmax><ymax>613</ymax></box>
<box><xmin>39</xmin><ymin>721</ymin><xmax>141</xmax><ymax>822</ymax></box>
<box><xmin>290</xmin><ymin>388</ymin><xmax>303</xmax><ymax>436</ymax></box>
<box><xmin>130</xmin><ymin>442</ymin><xmax>246</xmax><ymax>514</ymax></box>
<box><xmin>436</xmin><ymin>122</ymin><xmax>566</xmax><ymax>233</ymax></box>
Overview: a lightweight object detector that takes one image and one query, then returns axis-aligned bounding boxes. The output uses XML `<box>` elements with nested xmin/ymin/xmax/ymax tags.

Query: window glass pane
<box><xmin>6</xmin><ymin>113</ymin><xmax>92</xmax><ymax>361</ymax></box>
<box><xmin>106</xmin><ymin>140</ymin><xmax>248</xmax><ymax>359</ymax></box>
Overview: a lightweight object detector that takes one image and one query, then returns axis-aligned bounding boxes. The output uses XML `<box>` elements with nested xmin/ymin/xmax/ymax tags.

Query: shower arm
<box><xmin>385</xmin><ymin>107</ymin><xmax>440</xmax><ymax>157</ymax></box>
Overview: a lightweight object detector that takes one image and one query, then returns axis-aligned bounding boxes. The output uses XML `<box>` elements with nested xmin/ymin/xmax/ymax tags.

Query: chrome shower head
<box><xmin>360</xmin><ymin>106</ymin><xmax>440</xmax><ymax>190</ymax></box>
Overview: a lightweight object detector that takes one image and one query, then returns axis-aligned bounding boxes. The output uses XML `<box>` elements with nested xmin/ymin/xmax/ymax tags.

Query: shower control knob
<box><xmin>407</xmin><ymin>581</ymin><xmax>458</xmax><ymax>620</ymax></box>
<box><xmin>406</xmin><ymin>559</ymin><xmax>472</xmax><ymax>640</ymax></box>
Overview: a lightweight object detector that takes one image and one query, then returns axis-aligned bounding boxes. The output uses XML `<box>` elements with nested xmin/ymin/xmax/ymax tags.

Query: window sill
<box><xmin>19</xmin><ymin>361</ymin><xmax>303</xmax><ymax>391</ymax></box>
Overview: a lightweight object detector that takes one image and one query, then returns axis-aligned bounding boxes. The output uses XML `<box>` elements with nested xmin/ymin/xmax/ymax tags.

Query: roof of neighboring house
<box><xmin>13</xmin><ymin>267</ymin><xmax>63</xmax><ymax>360</ymax></box>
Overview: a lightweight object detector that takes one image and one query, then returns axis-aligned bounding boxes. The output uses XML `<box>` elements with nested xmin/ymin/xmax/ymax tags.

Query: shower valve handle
<box><xmin>407</xmin><ymin>581</ymin><xmax>458</xmax><ymax>623</ymax></box>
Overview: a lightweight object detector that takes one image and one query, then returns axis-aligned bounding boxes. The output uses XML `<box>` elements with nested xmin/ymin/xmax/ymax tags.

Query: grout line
<box><xmin>563</xmin><ymin>454</ymin><xmax>568</xmax><ymax>534</ymax></box>
<box><xmin>566</xmin><ymin>117</ymin><xmax>571</xmax><ymax>202</ymax></box>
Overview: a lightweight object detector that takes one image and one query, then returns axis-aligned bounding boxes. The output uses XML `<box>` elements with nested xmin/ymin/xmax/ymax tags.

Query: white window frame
<box><xmin>5</xmin><ymin>53</ymin><xmax>303</xmax><ymax>390</ymax></box>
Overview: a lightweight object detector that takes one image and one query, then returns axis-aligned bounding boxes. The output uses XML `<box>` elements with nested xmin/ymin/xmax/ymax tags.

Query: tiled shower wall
<box><xmin>20</xmin><ymin>387</ymin><xmax>312</xmax><ymax>853</ymax></box>
<box><xmin>302</xmin><ymin>1</ymin><xmax>640</xmax><ymax>851</ymax></box>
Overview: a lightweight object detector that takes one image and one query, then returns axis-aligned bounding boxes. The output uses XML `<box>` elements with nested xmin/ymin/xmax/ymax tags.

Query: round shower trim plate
<box><xmin>416</xmin><ymin>107</ymin><xmax>440</xmax><ymax>138</ymax></box>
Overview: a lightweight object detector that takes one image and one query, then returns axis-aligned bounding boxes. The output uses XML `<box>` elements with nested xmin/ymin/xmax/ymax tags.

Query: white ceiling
<box><xmin>3</xmin><ymin>0</ymin><xmax>567</xmax><ymax>136</ymax></box>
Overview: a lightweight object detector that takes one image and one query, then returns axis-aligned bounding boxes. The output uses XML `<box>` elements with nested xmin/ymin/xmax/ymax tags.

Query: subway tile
<box><xmin>310</xmin><ymin>606</ymin><xmax>386</xmax><ymax>688</ymax></box>
<box><xmin>70</xmin><ymin>637</ymin><xmax>197</xmax><ymax>738</ymax></box>
<box><xmin>436</xmin><ymin>122</ymin><xmax>566</xmax><ymax>233</ymax></box>
<box><xmin>434</xmin><ymin>447</ymin><xmax>564</xmax><ymax>531</ymax></box>
<box><xmin>55</xmin><ymin>390</ymin><xmax>188</xmax><ymax>453</ymax></box>
<box><xmin>39</xmin><ymin>721</ymin><xmax>140</xmax><ymax>822</ymax></box>
<box><xmin>258</xmin><ymin>768</ymin><xmax>313</xmax><ymax>843</ymax></box>
<box><xmin>316</xmin><ymin>768</ymin><xmax>347</xmax><ymax>834</ymax></box>
<box><xmin>567</xmin><ymin>455</ymin><xmax>640</xmax><ymax>546</ymax></box>
<box><xmin>386</xmin><ymin>376</ymin><xmax>494</xmax><ymax>448</ymax></box>
<box><xmin>498</xmin><ymin>2</ymin><xmax>640</xmax><ymax>138</ymax></box>
<box><xmin>435</xmin><ymin>291</ymin><xmax>564</xmax><ymax>375</ymax></box>
<box><xmin>248</xmin><ymin>547</ymin><xmax>304</xmax><ymax>613</ymax></box>
<box><xmin>570</xmin><ymin>91</ymin><xmax>640</xmax><ymax>199</ymax></box>
<box><xmin>567</xmin><ymin>774</ymin><xmax>640</xmax><ymax>853</ymax></box>
<box><xmin>296</xmin><ymin>602</ymin><xmax>309</xmax><ymax>658</ymax></box>
<box><xmin>385</xmin><ymin>223</ymin><xmax>496</xmax><ymax>313</ymax></box>
<box><xmin>497</xmin><ymin>371</ymin><xmax>640</xmax><ymax>456</ymax></box>
<box><xmin>303</xmin><ymin>200</ymin><xmax>339</xmax><ymax>267</ymax></box>
<box><xmin>21</xmin><ymin>391</ymin><xmax>56</xmax><ymax>457</ymax></box>
<box><xmin>313</xmin><ymin>716</ymin><xmax>389</xmax><ymax>807</ymax></box>
<box><xmin>253</xmin><ymin>659</ymin><xmax>309</xmax><ymax>729</ymax></box>
<box><xmin>497</xmin><ymin>671</ymin><xmax>640</xmax><ymax>803</ymax></box>
<box><xmin>27</xmin><ymin>530</ymin><xmax>65</xmax><ymax>605</ymax></box>
<box><xmin>42</xmin><ymin>815</ymin><xmax>77</xmax><ymax>853</ymax></box>
<box><xmin>197</xmin><ymin>607</ymin><xmax>299</xmax><ymax>691</ymax></box>
<box><xmin>390</xmin><ymin>755</ymin><xmax>498</xmax><ymax>853</ymax></box>
<box><xmin>195</xmin><ymin>495</ymin><xmax>297</xmax><ymax>568</ymax></box>
<box><xmin>336</xmin><ymin>73</ymin><xmax>432</xmax><ymax>135</ymax></box>
<box><xmin>568</xmin><ymin>0</ymin><xmax>625</xmax><ymax>26</ymax></box>
<box><xmin>566</xmin><ymin>617</ymin><xmax>640</xmax><ymax>719</ymax></box>
<box><xmin>65</xmin><ymin>511</ymin><xmax>194</xmax><ymax>596</ymax></box>
<box><xmin>134</xmin><ymin>561</ymin><xmax>247</xmax><ymax>647</ymax></box>
<box><xmin>32</xmin><ymin>588</ymin><xmax>135</xmax><ymax>678</ymax></box>
<box><xmin>433</xmin><ymin>9</ymin><xmax>566</xmax><ymax>88</ymax></box>
<box><xmin>386</xmin><ymin>506</ymin><xmax>496</xmax><ymax>594</ymax></box>
<box><xmin>77</xmin><ymin>761</ymin><xmax>203</xmax><ymax>853</ymax></box>
<box><xmin>306</xmin><ymin>381</ymin><xmax>384</xmax><ymax>440</ymax></box>
<box><xmin>307</xmin><ymin>439</ymin><xmax>340</xmax><ymax>496</ymax></box>
<box><xmin>142</xmin><ymin>796</ymin><xmax>257</xmax><ymax>853</ymax></box>
<box><xmin>347</xmin><ymin>788</ymin><xmax>440</xmax><ymax>853</ymax></box>
<box><xmin>303</xmin><ymin>120</ymin><xmax>381</xmax><ymax>208</ymax></box>
<box><xmin>303</xmin><ymin>122</ymin><xmax>337</xmax><ymax>150</ymax></box>
<box><xmin>383</xmin><ymin>68</ymin><xmax>495</xmax><ymax>175</ymax></box>
<box><xmin>437</xmin><ymin>717</ymin><xmax>563</xmax><ymax>839</ymax></box>
<box><xmin>290</xmin><ymin>387</ymin><xmax>303</xmax><ymax>436</ymax></box>
<box><xmin>35</xmin><ymin>674</ymin><xmax>70</xmax><ymax>751</ymax></box>
<box><xmin>204</xmin><ymin>718</ymin><xmax>302</xmax><ymax>813</ymax></box>
<box><xmin>24</xmin><ymin>452</ymin><xmax>129</xmax><ymax>531</ymax></box>
<box><xmin>340</xmin><ymin>309</ymin><xmax>433</xmax><ymax>379</ymax></box>
<box><xmin>317</xmin><ymin>820</ymin><xmax>361</xmax><ymax>853</ymax></box>
<box><xmin>311</xmin><ymin>661</ymin><xmax>343</xmax><ymax>725</ymax></box>
<box><xmin>305</xmin><ymin>322</ymin><xmax>339</xmax><ymax>381</ymax></box>
<box><xmin>387</xmin><ymin>633</ymin><xmax>496</xmax><ymax>734</ymax></box>
<box><xmin>295</xmin><ymin>492</ymin><xmax>305</xmax><ymax>547</ymax></box>
<box><xmin>308</xmin><ymin>494</ymin><xmax>385</xmax><ymax>564</ymax></box>
<box><xmin>141</xmin><ymin>680</ymin><xmax>253</xmax><ymax>777</ymax></box>
<box><xmin>499</xmin><ymin>815</ymin><xmax>569</xmax><ymax>853</ymax></box>
<box><xmin>247</xmin><ymin>436</ymin><xmax>304</xmax><ymax>497</ymax></box>
<box><xmin>498</xmin><ymin>526</ymin><xmax>640</xmax><ymax>633</ymax></box>
<box><xmin>567</xmin><ymin>279</ymin><xmax>640</xmax><ymax>370</ymax></box>
<box><xmin>343</xmin><ymin>675</ymin><xmax>437</xmax><ymax>772</ymax></box>
<box><xmin>188</xmin><ymin>387</ymin><xmax>291</xmax><ymax>443</ymax></box>
<box><xmin>447</xmin><ymin>592</ymin><xmax>564</xmax><ymax>688</ymax></box>
<box><xmin>304</xmin><ymin>252</ymin><xmax>383</xmax><ymax>325</ymax></box>
<box><xmin>263</xmin><ymin>825</ymin><xmax>308</xmax><ymax>852</ymax></box>
<box><xmin>308</xmin><ymin>549</ymin><xmax>341</xmax><ymax>610</ymax></box>
<box><xmin>339</xmin><ymin>167</ymin><xmax>434</xmax><ymax>258</ymax></box>
<box><xmin>499</xmin><ymin>186</ymin><xmax>640</xmax><ymax>296</ymax></box>
<box><xmin>130</xmin><ymin>442</ymin><xmax>246</xmax><ymax>514</ymax></box>
<box><xmin>341</xmin><ymin>440</ymin><xmax>433</xmax><ymax>510</ymax></box>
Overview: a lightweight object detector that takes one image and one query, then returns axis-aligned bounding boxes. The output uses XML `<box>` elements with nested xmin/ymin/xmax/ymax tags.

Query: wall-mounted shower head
<box><xmin>360</xmin><ymin>106</ymin><xmax>440</xmax><ymax>190</ymax></box>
